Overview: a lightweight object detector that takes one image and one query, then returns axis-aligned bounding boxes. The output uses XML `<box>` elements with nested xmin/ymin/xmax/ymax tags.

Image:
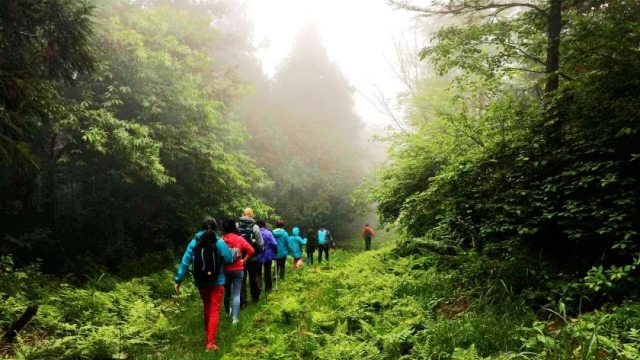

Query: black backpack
<box><xmin>237</xmin><ymin>219</ymin><xmax>264</xmax><ymax>255</ymax></box>
<box><xmin>364</xmin><ymin>228</ymin><xmax>373</xmax><ymax>240</ymax></box>
<box><xmin>192</xmin><ymin>231</ymin><xmax>222</xmax><ymax>283</ymax></box>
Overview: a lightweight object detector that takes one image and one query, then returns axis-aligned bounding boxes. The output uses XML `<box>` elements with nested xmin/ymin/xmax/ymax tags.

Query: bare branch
<box><xmin>388</xmin><ymin>0</ymin><xmax>548</xmax><ymax>17</ymax></box>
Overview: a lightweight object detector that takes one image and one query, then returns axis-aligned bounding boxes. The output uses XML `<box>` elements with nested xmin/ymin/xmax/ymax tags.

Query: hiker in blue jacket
<box><xmin>317</xmin><ymin>227</ymin><xmax>330</xmax><ymax>264</ymax></box>
<box><xmin>173</xmin><ymin>217</ymin><xmax>234</xmax><ymax>352</ymax></box>
<box><xmin>272</xmin><ymin>219</ymin><xmax>290</xmax><ymax>281</ymax></box>
<box><xmin>288</xmin><ymin>226</ymin><xmax>304</xmax><ymax>270</ymax></box>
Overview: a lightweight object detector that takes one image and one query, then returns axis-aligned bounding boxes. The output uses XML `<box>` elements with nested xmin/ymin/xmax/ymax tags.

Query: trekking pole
<box><xmin>274</xmin><ymin>260</ymin><xmax>278</xmax><ymax>292</ymax></box>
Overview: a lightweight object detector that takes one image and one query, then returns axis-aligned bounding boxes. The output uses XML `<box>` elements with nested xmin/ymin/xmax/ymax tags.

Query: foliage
<box><xmin>0</xmin><ymin>255</ymin><xmax>182</xmax><ymax>360</ymax></box>
<box><xmin>150</xmin><ymin>242</ymin><xmax>640</xmax><ymax>360</ymax></box>
<box><xmin>369</xmin><ymin>0</ymin><xmax>640</xmax><ymax>307</ymax></box>
<box><xmin>0</xmin><ymin>0</ymin><xmax>274</xmax><ymax>272</ymax></box>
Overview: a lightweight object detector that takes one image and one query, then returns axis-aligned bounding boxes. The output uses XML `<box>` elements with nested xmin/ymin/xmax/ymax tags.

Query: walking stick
<box><xmin>274</xmin><ymin>260</ymin><xmax>278</xmax><ymax>292</ymax></box>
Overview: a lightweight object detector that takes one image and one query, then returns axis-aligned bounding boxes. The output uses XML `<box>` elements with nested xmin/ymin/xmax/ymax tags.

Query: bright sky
<box><xmin>246</xmin><ymin>0</ymin><xmax>418</xmax><ymax>130</ymax></box>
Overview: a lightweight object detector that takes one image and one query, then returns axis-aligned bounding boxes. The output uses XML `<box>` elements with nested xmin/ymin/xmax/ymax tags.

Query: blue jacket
<box><xmin>258</xmin><ymin>228</ymin><xmax>278</xmax><ymax>263</ymax></box>
<box><xmin>318</xmin><ymin>229</ymin><xmax>328</xmax><ymax>245</ymax></box>
<box><xmin>272</xmin><ymin>228</ymin><xmax>290</xmax><ymax>259</ymax></box>
<box><xmin>288</xmin><ymin>227</ymin><xmax>304</xmax><ymax>259</ymax></box>
<box><xmin>174</xmin><ymin>230</ymin><xmax>234</xmax><ymax>287</ymax></box>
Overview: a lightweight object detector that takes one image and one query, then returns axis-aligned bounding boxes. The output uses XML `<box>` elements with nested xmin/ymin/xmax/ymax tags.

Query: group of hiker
<box><xmin>172</xmin><ymin>208</ymin><xmax>337</xmax><ymax>352</ymax></box>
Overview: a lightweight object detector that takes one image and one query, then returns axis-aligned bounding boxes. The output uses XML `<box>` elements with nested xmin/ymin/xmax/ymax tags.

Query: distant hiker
<box><xmin>305</xmin><ymin>228</ymin><xmax>317</xmax><ymax>265</ymax></box>
<box><xmin>317</xmin><ymin>227</ymin><xmax>330</xmax><ymax>263</ymax></box>
<box><xmin>362</xmin><ymin>223</ymin><xmax>375</xmax><ymax>251</ymax></box>
<box><xmin>256</xmin><ymin>219</ymin><xmax>278</xmax><ymax>292</ymax></box>
<box><xmin>221</xmin><ymin>218</ymin><xmax>254</xmax><ymax>325</ymax></box>
<box><xmin>237</xmin><ymin>208</ymin><xmax>264</xmax><ymax>306</ymax></box>
<box><xmin>289</xmin><ymin>226</ymin><xmax>304</xmax><ymax>270</ymax></box>
<box><xmin>173</xmin><ymin>218</ymin><xmax>234</xmax><ymax>352</ymax></box>
<box><xmin>272</xmin><ymin>219</ymin><xmax>290</xmax><ymax>282</ymax></box>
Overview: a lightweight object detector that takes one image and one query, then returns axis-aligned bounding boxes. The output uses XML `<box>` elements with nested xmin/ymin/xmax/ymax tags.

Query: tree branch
<box><xmin>388</xmin><ymin>0</ymin><xmax>548</xmax><ymax>18</ymax></box>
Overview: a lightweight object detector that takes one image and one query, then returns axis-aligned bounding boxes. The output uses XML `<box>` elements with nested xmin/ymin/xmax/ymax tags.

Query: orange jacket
<box><xmin>362</xmin><ymin>226</ymin><xmax>375</xmax><ymax>238</ymax></box>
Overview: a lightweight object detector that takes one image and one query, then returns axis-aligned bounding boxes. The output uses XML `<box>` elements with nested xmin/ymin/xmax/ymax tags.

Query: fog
<box><xmin>246</xmin><ymin>0</ymin><xmax>416</xmax><ymax>132</ymax></box>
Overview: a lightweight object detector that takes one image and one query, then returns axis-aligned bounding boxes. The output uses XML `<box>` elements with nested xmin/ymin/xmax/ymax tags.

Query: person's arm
<box><xmin>174</xmin><ymin>239</ymin><xmax>196</xmax><ymax>291</ymax></box>
<box><xmin>269</xmin><ymin>233</ymin><xmax>278</xmax><ymax>251</ymax></box>
<box><xmin>217</xmin><ymin>239</ymin><xmax>234</xmax><ymax>264</ymax></box>
<box><xmin>285</xmin><ymin>233</ymin><xmax>291</xmax><ymax>254</ymax></box>
<box><xmin>240</xmin><ymin>237</ymin><xmax>255</xmax><ymax>263</ymax></box>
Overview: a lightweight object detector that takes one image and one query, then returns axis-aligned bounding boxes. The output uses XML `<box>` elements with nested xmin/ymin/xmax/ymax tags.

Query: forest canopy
<box><xmin>0</xmin><ymin>0</ymin><xmax>368</xmax><ymax>272</ymax></box>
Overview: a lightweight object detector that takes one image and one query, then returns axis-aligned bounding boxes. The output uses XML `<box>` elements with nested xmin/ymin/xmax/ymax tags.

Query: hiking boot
<box><xmin>232</xmin><ymin>317</ymin><xmax>239</xmax><ymax>325</ymax></box>
<box><xmin>225</xmin><ymin>307</ymin><xmax>232</xmax><ymax>317</ymax></box>
<box><xmin>205</xmin><ymin>344</ymin><xmax>219</xmax><ymax>352</ymax></box>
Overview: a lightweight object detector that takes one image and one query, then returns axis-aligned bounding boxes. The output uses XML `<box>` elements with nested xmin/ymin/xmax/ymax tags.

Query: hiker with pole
<box><xmin>272</xmin><ymin>219</ymin><xmax>290</xmax><ymax>290</ymax></box>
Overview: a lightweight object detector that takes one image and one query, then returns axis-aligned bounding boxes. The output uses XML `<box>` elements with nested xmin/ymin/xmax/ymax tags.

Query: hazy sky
<box><xmin>246</xmin><ymin>0</ymin><xmax>418</xmax><ymax>130</ymax></box>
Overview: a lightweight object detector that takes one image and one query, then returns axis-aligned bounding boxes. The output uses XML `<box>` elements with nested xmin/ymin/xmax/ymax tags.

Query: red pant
<box><xmin>198</xmin><ymin>285</ymin><xmax>224</xmax><ymax>347</ymax></box>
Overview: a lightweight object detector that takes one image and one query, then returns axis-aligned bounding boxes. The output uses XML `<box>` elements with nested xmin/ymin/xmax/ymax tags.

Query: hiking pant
<box><xmin>318</xmin><ymin>244</ymin><xmax>329</xmax><ymax>263</ymax></box>
<box><xmin>240</xmin><ymin>260</ymin><xmax>262</xmax><ymax>306</ymax></box>
<box><xmin>262</xmin><ymin>260</ymin><xmax>273</xmax><ymax>292</ymax></box>
<box><xmin>275</xmin><ymin>257</ymin><xmax>287</xmax><ymax>281</ymax></box>
<box><xmin>223</xmin><ymin>270</ymin><xmax>243</xmax><ymax>319</ymax></box>
<box><xmin>198</xmin><ymin>285</ymin><xmax>223</xmax><ymax>348</ymax></box>
<box><xmin>306</xmin><ymin>248</ymin><xmax>315</xmax><ymax>265</ymax></box>
<box><xmin>365</xmin><ymin>238</ymin><xmax>372</xmax><ymax>251</ymax></box>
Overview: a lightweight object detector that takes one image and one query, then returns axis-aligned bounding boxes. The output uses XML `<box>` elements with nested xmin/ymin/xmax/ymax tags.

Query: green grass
<box><xmin>147</xmin><ymin>239</ymin><xmax>377</xmax><ymax>359</ymax></box>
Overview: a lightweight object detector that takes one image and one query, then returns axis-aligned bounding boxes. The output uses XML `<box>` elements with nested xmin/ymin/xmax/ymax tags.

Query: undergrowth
<box><xmin>3</xmin><ymin>236</ymin><xmax>640</xmax><ymax>359</ymax></box>
<box><xmin>153</xmin><ymin>240</ymin><xmax>640</xmax><ymax>360</ymax></box>
<box><xmin>0</xmin><ymin>254</ymin><xmax>188</xmax><ymax>360</ymax></box>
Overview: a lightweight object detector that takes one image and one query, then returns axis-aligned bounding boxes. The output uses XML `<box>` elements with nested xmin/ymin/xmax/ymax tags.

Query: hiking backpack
<box><xmin>364</xmin><ymin>227</ymin><xmax>373</xmax><ymax>240</ymax></box>
<box><xmin>192</xmin><ymin>232</ymin><xmax>222</xmax><ymax>283</ymax></box>
<box><xmin>237</xmin><ymin>219</ymin><xmax>264</xmax><ymax>255</ymax></box>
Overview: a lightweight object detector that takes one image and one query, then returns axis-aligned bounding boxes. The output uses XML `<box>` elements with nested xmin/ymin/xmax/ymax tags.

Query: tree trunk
<box><xmin>545</xmin><ymin>0</ymin><xmax>562</xmax><ymax>94</ymax></box>
<box><xmin>2</xmin><ymin>305</ymin><xmax>38</xmax><ymax>343</ymax></box>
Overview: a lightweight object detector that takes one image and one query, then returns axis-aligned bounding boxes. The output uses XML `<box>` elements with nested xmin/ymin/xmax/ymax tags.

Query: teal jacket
<box><xmin>174</xmin><ymin>230</ymin><xmax>234</xmax><ymax>287</ymax></box>
<box><xmin>273</xmin><ymin>228</ymin><xmax>290</xmax><ymax>259</ymax></box>
<box><xmin>288</xmin><ymin>227</ymin><xmax>304</xmax><ymax>258</ymax></box>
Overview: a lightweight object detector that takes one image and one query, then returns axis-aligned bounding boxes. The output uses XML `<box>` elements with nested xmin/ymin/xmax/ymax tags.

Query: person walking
<box><xmin>256</xmin><ymin>219</ymin><xmax>277</xmax><ymax>292</ymax></box>
<box><xmin>173</xmin><ymin>218</ymin><xmax>234</xmax><ymax>352</ymax></box>
<box><xmin>305</xmin><ymin>228</ymin><xmax>317</xmax><ymax>265</ymax></box>
<box><xmin>272</xmin><ymin>219</ymin><xmax>290</xmax><ymax>283</ymax></box>
<box><xmin>362</xmin><ymin>223</ymin><xmax>375</xmax><ymax>251</ymax></box>
<box><xmin>237</xmin><ymin>208</ymin><xmax>264</xmax><ymax>307</ymax></box>
<box><xmin>221</xmin><ymin>218</ymin><xmax>254</xmax><ymax>325</ymax></box>
<box><xmin>289</xmin><ymin>226</ymin><xmax>304</xmax><ymax>270</ymax></box>
<box><xmin>317</xmin><ymin>227</ymin><xmax>330</xmax><ymax>264</ymax></box>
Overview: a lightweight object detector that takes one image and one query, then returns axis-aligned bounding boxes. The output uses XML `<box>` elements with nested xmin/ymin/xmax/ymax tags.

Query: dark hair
<box><xmin>222</xmin><ymin>217</ymin><xmax>238</xmax><ymax>234</ymax></box>
<box><xmin>275</xmin><ymin>219</ymin><xmax>285</xmax><ymax>228</ymax></box>
<box><xmin>365</xmin><ymin>223</ymin><xmax>370</xmax><ymax>227</ymax></box>
<box><xmin>201</xmin><ymin>217</ymin><xmax>217</xmax><ymax>231</ymax></box>
<box><xmin>200</xmin><ymin>230</ymin><xmax>217</xmax><ymax>242</ymax></box>
<box><xmin>256</xmin><ymin>219</ymin><xmax>266</xmax><ymax>228</ymax></box>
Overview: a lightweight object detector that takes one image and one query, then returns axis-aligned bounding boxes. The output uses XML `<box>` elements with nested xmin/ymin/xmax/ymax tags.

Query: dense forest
<box><xmin>0</xmin><ymin>0</ymin><xmax>367</xmax><ymax>273</ymax></box>
<box><xmin>2</xmin><ymin>0</ymin><xmax>640</xmax><ymax>359</ymax></box>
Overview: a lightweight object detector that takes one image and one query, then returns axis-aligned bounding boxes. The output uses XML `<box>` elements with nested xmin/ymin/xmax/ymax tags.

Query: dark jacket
<box><xmin>237</xmin><ymin>216</ymin><xmax>264</xmax><ymax>262</ymax></box>
<box><xmin>305</xmin><ymin>229</ymin><xmax>317</xmax><ymax>252</ymax></box>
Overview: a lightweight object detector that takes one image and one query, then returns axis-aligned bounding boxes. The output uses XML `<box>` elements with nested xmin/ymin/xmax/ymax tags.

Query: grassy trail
<box><xmin>149</xmin><ymin>235</ymin><xmax>392</xmax><ymax>360</ymax></box>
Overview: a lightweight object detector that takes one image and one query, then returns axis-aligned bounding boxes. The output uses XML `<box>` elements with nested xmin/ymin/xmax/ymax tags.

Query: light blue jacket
<box><xmin>288</xmin><ymin>227</ymin><xmax>304</xmax><ymax>259</ymax></box>
<box><xmin>174</xmin><ymin>230</ymin><xmax>234</xmax><ymax>287</ymax></box>
<box><xmin>273</xmin><ymin>228</ymin><xmax>290</xmax><ymax>259</ymax></box>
